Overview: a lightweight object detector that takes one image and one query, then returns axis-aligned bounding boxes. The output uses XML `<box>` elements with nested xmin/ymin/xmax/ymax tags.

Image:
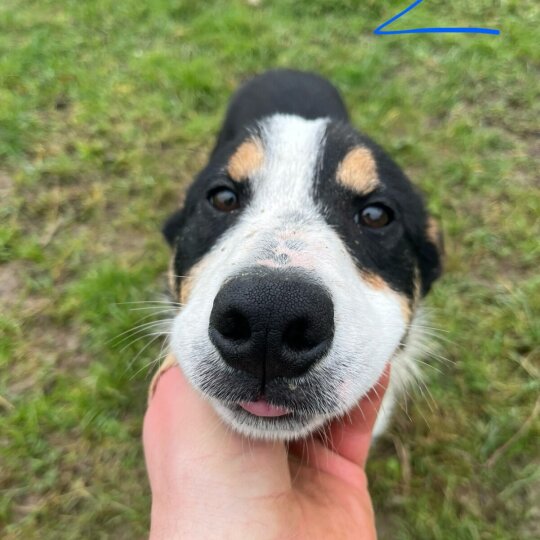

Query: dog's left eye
<box><xmin>208</xmin><ymin>187</ymin><xmax>240</xmax><ymax>212</ymax></box>
<box><xmin>355</xmin><ymin>204</ymin><xmax>393</xmax><ymax>228</ymax></box>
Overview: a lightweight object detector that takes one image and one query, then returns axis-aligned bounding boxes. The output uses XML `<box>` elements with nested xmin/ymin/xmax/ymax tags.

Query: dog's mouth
<box><xmin>197</xmin><ymin>365</ymin><xmax>340</xmax><ymax>433</ymax></box>
<box><xmin>224</xmin><ymin>400</ymin><xmax>310</xmax><ymax>431</ymax></box>
<box><xmin>211</xmin><ymin>393</ymin><xmax>331</xmax><ymax>440</ymax></box>
<box><xmin>238</xmin><ymin>397</ymin><xmax>292</xmax><ymax>417</ymax></box>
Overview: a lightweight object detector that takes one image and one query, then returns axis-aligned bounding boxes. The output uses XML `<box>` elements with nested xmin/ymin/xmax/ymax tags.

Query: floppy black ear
<box><xmin>162</xmin><ymin>208</ymin><xmax>185</xmax><ymax>247</ymax></box>
<box><xmin>418</xmin><ymin>217</ymin><xmax>444</xmax><ymax>296</ymax></box>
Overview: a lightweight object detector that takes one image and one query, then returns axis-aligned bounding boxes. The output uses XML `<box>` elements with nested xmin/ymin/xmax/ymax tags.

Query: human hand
<box><xmin>143</xmin><ymin>355</ymin><xmax>389</xmax><ymax>540</ymax></box>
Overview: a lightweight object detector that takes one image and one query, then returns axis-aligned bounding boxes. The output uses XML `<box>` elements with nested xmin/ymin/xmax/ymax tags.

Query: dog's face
<box><xmin>164</xmin><ymin>114</ymin><xmax>442</xmax><ymax>440</ymax></box>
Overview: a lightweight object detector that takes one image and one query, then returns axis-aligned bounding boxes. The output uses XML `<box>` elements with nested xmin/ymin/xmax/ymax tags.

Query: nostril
<box><xmin>283</xmin><ymin>316</ymin><xmax>318</xmax><ymax>352</ymax></box>
<box><xmin>216</xmin><ymin>309</ymin><xmax>251</xmax><ymax>341</ymax></box>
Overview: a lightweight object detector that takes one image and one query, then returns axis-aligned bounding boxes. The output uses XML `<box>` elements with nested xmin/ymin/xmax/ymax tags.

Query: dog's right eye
<box><xmin>208</xmin><ymin>187</ymin><xmax>240</xmax><ymax>212</ymax></box>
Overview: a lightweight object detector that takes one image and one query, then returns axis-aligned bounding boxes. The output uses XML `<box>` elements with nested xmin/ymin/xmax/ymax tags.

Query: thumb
<box><xmin>143</xmin><ymin>356</ymin><xmax>291</xmax><ymax>500</ymax></box>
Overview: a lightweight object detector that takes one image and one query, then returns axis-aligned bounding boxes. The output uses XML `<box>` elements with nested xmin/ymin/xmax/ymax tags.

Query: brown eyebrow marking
<box><xmin>227</xmin><ymin>138</ymin><xmax>264</xmax><ymax>182</ymax></box>
<box><xmin>336</xmin><ymin>146</ymin><xmax>380</xmax><ymax>194</ymax></box>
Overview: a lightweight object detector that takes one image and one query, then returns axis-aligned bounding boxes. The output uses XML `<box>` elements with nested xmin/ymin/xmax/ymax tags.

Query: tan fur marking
<box><xmin>179</xmin><ymin>257</ymin><xmax>209</xmax><ymax>305</ymax></box>
<box><xmin>360</xmin><ymin>270</ymin><xmax>412</xmax><ymax>323</ymax></box>
<box><xmin>412</xmin><ymin>265</ymin><xmax>421</xmax><ymax>307</ymax></box>
<box><xmin>426</xmin><ymin>217</ymin><xmax>443</xmax><ymax>253</ymax></box>
<box><xmin>180</xmin><ymin>276</ymin><xmax>192</xmax><ymax>306</ymax></box>
<box><xmin>148</xmin><ymin>354</ymin><xmax>177</xmax><ymax>401</ymax></box>
<box><xmin>151</xmin><ymin>256</ymin><xmax>209</xmax><ymax>401</ymax></box>
<box><xmin>227</xmin><ymin>139</ymin><xmax>264</xmax><ymax>181</ymax></box>
<box><xmin>336</xmin><ymin>147</ymin><xmax>380</xmax><ymax>194</ymax></box>
<box><xmin>168</xmin><ymin>252</ymin><xmax>176</xmax><ymax>296</ymax></box>
<box><xmin>361</xmin><ymin>271</ymin><xmax>388</xmax><ymax>291</ymax></box>
<box><xmin>399</xmin><ymin>297</ymin><xmax>412</xmax><ymax>324</ymax></box>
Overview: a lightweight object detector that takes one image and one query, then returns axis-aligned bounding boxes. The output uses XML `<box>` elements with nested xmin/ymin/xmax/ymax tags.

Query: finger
<box><xmin>288</xmin><ymin>435</ymin><xmax>371</xmax><ymax>492</ymax></box>
<box><xmin>147</xmin><ymin>354</ymin><xmax>177</xmax><ymax>403</ymax></box>
<box><xmin>143</xmin><ymin>363</ymin><xmax>191</xmax><ymax>500</ymax></box>
<box><xmin>143</xmin><ymin>355</ymin><xmax>291</xmax><ymax>499</ymax></box>
<box><xmin>326</xmin><ymin>363</ymin><xmax>391</xmax><ymax>468</ymax></box>
<box><xmin>287</xmin><ymin>365</ymin><xmax>390</xmax><ymax>488</ymax></box>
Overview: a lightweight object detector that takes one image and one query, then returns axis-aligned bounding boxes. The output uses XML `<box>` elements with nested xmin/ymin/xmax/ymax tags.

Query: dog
<box><xmin>155</xmin><ymin>69</ymin><xmax>443</xmax><ymax>440</ymax></box>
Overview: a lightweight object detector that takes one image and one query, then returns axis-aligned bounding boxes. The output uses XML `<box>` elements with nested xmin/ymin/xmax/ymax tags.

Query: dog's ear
<box><xmin>418</xmin><ymin>216</ymin><xmax>444</xmax><ymax>296</ymax></box>
<box><xmin>162</xmin><ymin>207</ymin><xmax>185</xmax><ymax>247</ymax></box>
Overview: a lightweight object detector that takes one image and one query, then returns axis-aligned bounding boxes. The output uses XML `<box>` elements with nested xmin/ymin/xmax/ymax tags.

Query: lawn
<box><xmin>0</xmin><ymin>0</ymin><xmax>538</xmax><ymax>538</ymax></box>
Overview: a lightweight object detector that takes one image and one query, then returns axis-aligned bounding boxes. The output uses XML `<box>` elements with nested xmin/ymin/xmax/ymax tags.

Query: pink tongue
<box><xmin>239</xmin><ymin>399</ymin><xmax>291</xmax><ymax>417</ymax></box>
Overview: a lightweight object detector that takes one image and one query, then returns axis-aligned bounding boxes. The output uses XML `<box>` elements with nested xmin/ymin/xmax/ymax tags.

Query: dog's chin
<box><xmin>210</xmin><ymin>398</ymin><xmax>333</xmax><ymax>441</ymax></box>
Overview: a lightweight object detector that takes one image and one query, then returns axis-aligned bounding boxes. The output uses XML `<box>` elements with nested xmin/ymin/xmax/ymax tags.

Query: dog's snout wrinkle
<box><xmin>209</xmin><ymin>270</ymin><xmax>334</xmax><ymax>384</ymax></box>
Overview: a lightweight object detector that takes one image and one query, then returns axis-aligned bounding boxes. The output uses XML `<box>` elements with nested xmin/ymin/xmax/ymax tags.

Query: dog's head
<box><xmin>163</xmin><ymin>109</ymin><xmax>442</xmax><ymax>440</ymax></box>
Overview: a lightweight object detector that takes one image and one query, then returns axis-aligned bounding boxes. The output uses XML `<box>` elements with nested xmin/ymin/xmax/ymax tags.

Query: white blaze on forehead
<box><xmin>248</xmin><ymin>114</ymin><xmax>328</xmax><ymax>216</ymax></box>
<box><xmin>237</xmin><ymin>114</ymin><xmax>329</xmax><ymax>271</ymax></box>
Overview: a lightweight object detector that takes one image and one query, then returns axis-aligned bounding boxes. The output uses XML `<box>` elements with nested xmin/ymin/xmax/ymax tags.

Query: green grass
<box><xmin>1</xmin><ymin>0</ymin><xmax>538</xmax><ymax>538</ymax></box>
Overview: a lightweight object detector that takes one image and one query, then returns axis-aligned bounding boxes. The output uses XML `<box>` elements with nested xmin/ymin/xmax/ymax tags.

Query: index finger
<box><xmin>325</xmin><ymin>363</ymin><xmax>391</xmax><ymax>467</ymax></box>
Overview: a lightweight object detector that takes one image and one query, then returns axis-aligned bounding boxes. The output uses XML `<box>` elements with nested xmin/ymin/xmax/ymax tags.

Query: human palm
<box><xmin>143</xmin><ymin>358</ymin><xmax>388</xmax><ymax>540</ymax></box>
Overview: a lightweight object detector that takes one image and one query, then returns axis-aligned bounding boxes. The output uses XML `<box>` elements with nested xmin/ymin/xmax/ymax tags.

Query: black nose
<box><xmin>209</xmin><ymin>270</ymin><xmax>334</xmax><ymax>382</ymax></box>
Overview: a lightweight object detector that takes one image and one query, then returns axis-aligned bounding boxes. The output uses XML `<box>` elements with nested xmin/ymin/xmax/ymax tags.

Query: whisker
<box><xmin>414</xmin><ymin>343</ymin><xmax>454</xmax><ymax>366</ymax></box>
<box><xmin>127</xmin><ymin>305</ymin><xmax>180</xmax><ymax>312</ymax></box>
<box><xmin>139</xmin><ymin>334</ymin><xmax>172</xmax><ymax>381</ymax></box>
<box><xmin>119</xmin><ymin>328</ymin><xmax>172</xmax><ymax>355</ymax></box>
<box><xmin>112</xmin><ymin>320</ymin><xmax>173</xmax><ymax>349</ymax></box>
<box><xmin>109</xmin><ymin>317</ymin><xmax>173</xmax><ymax>342</ymax></box>
<box><xmin>115</xmin><ymin>300</ymin><xmax>181</xmax><ymax>306</ymax></box>
<box><xmin>127</xmin><ymin>332</ymin><xmax>168</xmax><ymax>373</ymax></box>
<box><xmin>413</xmin><ymin>358</ymin><xmax>444</xmax><ymax>375</ymax></box>
<box><xmin>131</xmin><ymin>348</ymin><xmax>170</xmax><ymax>380</ymax></box>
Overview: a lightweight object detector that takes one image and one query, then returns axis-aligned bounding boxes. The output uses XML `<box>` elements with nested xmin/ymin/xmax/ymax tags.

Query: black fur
<box><xmin>212</xmin><ymin>68</ymin><xmax>349</xmax><ymax>155</ymax></box>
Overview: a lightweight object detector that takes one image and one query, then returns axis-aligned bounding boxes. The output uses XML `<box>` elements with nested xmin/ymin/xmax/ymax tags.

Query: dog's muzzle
<box><xmin>209</xmin><ymin>269</ymin><xmax>335</xmax><ymax>384</ymax></box>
